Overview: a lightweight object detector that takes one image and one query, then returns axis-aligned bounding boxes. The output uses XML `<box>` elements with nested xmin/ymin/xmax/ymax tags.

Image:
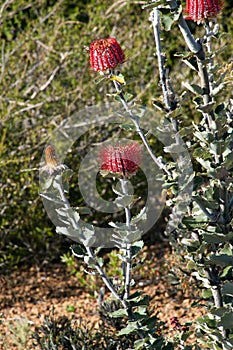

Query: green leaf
<box><xmin>120</xmin><ymin>123</ymin><xmax>137</xmax><ymax>131</ymax></box>
<box><xmin>75</xmin><ymin>207</ymin><xmax>92</xmax><ymax>215</ymax></box>
<box><xmin>128</xmin><ymin>292</ymin><xmax>149</xmax><ymax>307</ymax></box>
<box><xmin>203</xmin><ymin>232</ymin><xmax>233</xmax><ymax>244</ymax></box>
<box><xmin>131</xmin><ymin>207</ymin><xmax>147</xmax><ymax>224</ymax></box>
<box><xmin>117</xmin><ymin>321</ymin><xmax>138</xmax><ymax>336</ymax></box>
<box><xmin>218</xmin><ymin>311</ymin><xmax>233</xmax><ymax>329</ymax></box>
<box><xmin>84</xmin><ymin>255</ymin><xmax>95</xmax><ymax>265</ymax></box>
<box><xmin>222</xmin><ymin>282</ymin><xmax>233</xmax><ymax>297</ymax></box>
<box><xmin>131</xmin><ymin>240</ymin><xmax>144</xmax><ymax>258</ymax></box>
<box><xmin>182</xmin><ymin>58</ymin><xmax>198</xmax><ymax>71</ymax></box>
<box><xmin>81</xmin><ymin>225</ymin><xmax>96</xmax><ymax>246</ymax></box>
<box><xmin>114</xmin><ymin>195</ymin><xmax>134</xmax><ymax>208</ymax></box>
<box><xmin>161</xmin><ymin>14</ymin><xmax>174</xmax><ymax>31</ymax></box>
<box><xmin>208</xmin><ymin>254</ymin><xmax>233</xmax><ymax>267</ymax></box>
<box><xmin>202</xmin><ymin>289</ymin><xmax>212</xmax><ymax>299</ymax></box>
<box><xmin>108</xmin><ymin>308</ymin><xmax>128</xmax><ymax>318</ymax></box>
<box><xmin>220</xmin><ymin>266</ymin><xmax>233</xmax><ymax>278</ymax></box>
<box><xmin>164</xmin><ymin>143</ymin><xmax>186</xmax><ymax>153</ymax></box>
<box><xmin>71</xmin><ymin>244</ymin><xmax>87</xmax><ymax>258</ymax></box>
<box><xmin>134</xmin><ymin>339</ymin><xmax>148</xmax><ymax>350</ymax></box>
<box><xmin>182</xmin><ymin>82</ymin><xmax>203</xmax><ymax>95</ymax></box>
<box><xmin>125</xmin><ymin>229</ymin><xmax>142</xmax><ymax>243</ymax></box>
<box><xmin>196</xmin><ymin>157</ymin><xmax>213</xmax><ymax>171</ymax></box>
<box><xmin>152</xmin><ymin>99</ymin><xmax>165</xmax><ymax>111</ymax></box>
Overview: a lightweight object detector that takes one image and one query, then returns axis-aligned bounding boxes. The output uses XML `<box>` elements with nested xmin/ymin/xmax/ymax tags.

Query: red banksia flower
<box><xmin>41</xmin><ymin>145</ymin><xmax>67</xmax><ymax>175</ymax></box>
<box><xmin>185</xmin><ymin>0</ymin><xmax>222</xmax><ymax>22</ymax></box>
<box><xmin>100</xmin><ymin>142</ymin><xmax>142</xmax><ymax>177</ymax></box>
<box><xmin>90</xmin><ymin>38</ymin><xmax>125</xmax><ymax>72</ymax></box>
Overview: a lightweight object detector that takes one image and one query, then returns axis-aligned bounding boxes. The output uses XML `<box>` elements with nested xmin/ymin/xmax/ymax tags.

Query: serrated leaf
<box><xmin>161</xmin><ymin>14</ymin><xmax>174</xmax><ymax>31</ymax></box>
<box><xmin>196</xmin><ymin>157</ymin><xmax>213</xmax><ymax>171</ymax></box>
<box><xmin>208</xmin><ymin>254</ymin><xmax>233</xmax><ymax>267</ymax></box>
<box><xmin>109</xmin><ymin>308</ymin><xmax>128</xmax><ymax>318</ymax></box>
<box><xmin>218</xmin><ymin>311</ymin><xmax>233</xmax><ymax>329</ymax></box>
<box><xmin>220</xmin><ymin>266</ymin><xmax>233</xmax><ymax>278</ymax></box>
<box><xmin>81</xmin><ymin>225</ymin><xmax>96</xmax><ymax>246</ymax></box>
<box><xmin>128</xmin><ymin>292</ymin><xmax>149</xmax><ymax>307</ymax></box>
<box><xmin>164</xmin><ymin>143</ymin><xmax>186</xmax><ymax>153</ymax></box>
<box><xmin>75</xmin><ymin>207</ymin><xmax>92</xmax><ymax>215</ymax></box>
<box><xmin>120</xmin><ymin>123</ymin><xmax>137</xmax><ymax>131</ymax></box>
<box><xmin>182</xmin><ymin>58</ymin><xmax>198</xmax><ymax>71</ymax></box>
<box><xmin>131</xmin><ymin>240</ymin><xmax>144</xmax><ymax>258</ymax></box>
<box><xmin>71</xmin><ymin>245</ymin><xmax>87</xmax><ymax>258</ymax></box>
<box><xmin>131</xmin><ymin>207</ymin><xmax>147</xmax><ymax>224</ymax></box>
<box><xmin>222</xmin><ymin>282</ymin><xmax>233</xmax><ymax>297</ymax></box>
<box><xmin>40</xmin><ymin>192</ymin><xmax>64</xmax><ymax>205</ymax></box>
<box><xmin>117</xmin><ymin>321</ymin><xmax>138</xmax><ymax>336</ymax></box>
<box><xmin>182</xmin><ymin>81</ymin><xmax>203</xmax><ymax>95</ymax></box>
<box><xmin>152</xmin><ymin>100</ymin><xmax>165</xmax><ymax>111</ymax></box>
<box><xmin>203</xmin><ymin>232</ymin><xmax>233</xmax><ymax>244</ymax></box>
<box><xmin>197</xmin><ymin>102</ymin><xmax>216</xmax><ymax>113</ymax></box>
<box><xmin>84</xmin><ymin>255</ymin><xmax>95</xmax><ymax>265</ymax></box>
<box><xmin>134</xmin><ymin>338</ymin><xmax>148</xmax><ymax>350</ymax></box>
<box><xmin>186</xmin><ymin>260</ymin><xmax>196</xmax><ymax>270</ymax></box>
<box><xmin>125</xmin><ymin>230</ymin><xmax>142</xmax><ymax>243</ymax></box>
<box><xmin>114</xmin><ymin>195</ymin><xmax>134</xmax><ymax>208</ymax></box>
<box><xmin>202</xmin><ymin>289</ymin><xmax>212</xmax><ymax>299</ymax></box>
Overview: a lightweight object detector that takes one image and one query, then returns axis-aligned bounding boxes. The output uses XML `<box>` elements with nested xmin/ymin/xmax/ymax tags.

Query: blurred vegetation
<box><xmin>0</xmin><ymin>0</ymin><xmax>232</xmax><ymax>272</ymax></box>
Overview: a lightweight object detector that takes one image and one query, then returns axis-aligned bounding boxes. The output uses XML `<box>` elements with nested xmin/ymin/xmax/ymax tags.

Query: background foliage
<box><xmin>0</xmin><ymin>0</ymin><xmax>232</xmax><ymax>272</ymax></box>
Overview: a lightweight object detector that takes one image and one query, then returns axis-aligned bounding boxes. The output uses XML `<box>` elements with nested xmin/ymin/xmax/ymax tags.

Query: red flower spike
<box><xmin>90</xmin><ymin>38</ymin><xmax>125</xmax><ymax>72</ymax></box>
<box><xmin>100</xmin><ymin>142</ymin><xmax>142</xmax><ymax>177</ymax></box>
<box><xmin>185</xmin><ymin>0</ymin><xmax>222</xmax><ymax>22</ymax></box>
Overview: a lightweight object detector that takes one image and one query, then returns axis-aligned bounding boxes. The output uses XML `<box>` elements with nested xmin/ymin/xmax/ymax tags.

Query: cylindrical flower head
<box><xmin>100</xmin><ymin>142</ymin><xmax>142</xmax><ymax>177</ymax></box>
<box><xmin>41</xmin><ymin>145</ymin><xmax>67</xmax><ymax>175</ymax></box>
<box><xmin>90</xmin><ymin>38</ymin><xmax>125</xmax><ymax>72</ymax></box>
<box><xmin>185</xmin><ymin>0</ymin><xmax>222</xmax><ymax>22</ymax></box>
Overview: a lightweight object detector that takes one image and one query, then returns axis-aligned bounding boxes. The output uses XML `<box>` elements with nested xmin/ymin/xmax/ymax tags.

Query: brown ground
<box><xmin>0</xmin><ymin>243</ymin><xmax>205</xmax><ymax>349</ymax></box>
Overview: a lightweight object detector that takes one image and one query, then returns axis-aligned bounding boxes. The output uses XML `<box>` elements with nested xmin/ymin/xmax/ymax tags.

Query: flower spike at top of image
<box><xmin>100</xmin><ymin>142</ymin><xmax>142</xmax><ymax>178</ymax></box>
<box><xmin>41</xmin><ymin>145</ymin><xmax>67</xmax><ymax>176</ymax></box>
<box><xmin>185</xmin><ymin>0</ymin><xmax>222</xmax><ymax>22</ymax></box>
<box><xmin>90</xmin><ymin>38</ymin><xmax>125</xmax><ymax>72</ymax></box>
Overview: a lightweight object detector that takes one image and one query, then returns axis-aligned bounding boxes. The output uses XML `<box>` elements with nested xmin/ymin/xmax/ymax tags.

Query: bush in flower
<box><xmin>40</xmin><ymin>0</ymin><xmax>232</xmax><ymax>348</ymax></box>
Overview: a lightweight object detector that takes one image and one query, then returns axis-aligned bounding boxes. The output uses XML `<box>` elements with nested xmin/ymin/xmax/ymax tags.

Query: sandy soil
<box><xmin>0</xmin><ymin>243</ymin><xmax>205</xmax><ymax>349</ymax></box>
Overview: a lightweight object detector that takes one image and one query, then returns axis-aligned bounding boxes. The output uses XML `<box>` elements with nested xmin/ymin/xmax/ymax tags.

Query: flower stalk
<box><xmin>111</xmin><ymin>77</ymin><xmax>170</xmax><ymax>175</ymax></box>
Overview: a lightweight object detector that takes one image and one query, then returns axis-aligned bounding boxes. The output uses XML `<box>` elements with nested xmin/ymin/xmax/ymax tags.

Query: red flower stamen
<box><xmin>90</xmin><ymin>38</ymin><xmax>125</xmax><ymax>72</ymax></box>
<box><xmin>185</xmin><ymin>0</ymin><xmax>222</xmax><ymax>22</ymax></box>
<box><xmin>100</xmin><ymin>142</ymin><xmax>142</xmax><ymax>177</ymax></box>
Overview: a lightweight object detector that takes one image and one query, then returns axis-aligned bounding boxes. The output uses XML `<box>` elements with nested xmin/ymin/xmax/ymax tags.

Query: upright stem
<box><xmin>55</xmin><ymin>177</ymin><xmax>82</xmax><ymax>231</ymax></box>
<box><xmin>85</xmin><ymin>246</ymin><xmax>128</xmax><ymax>308</ymax></box>
<box><xmin>120</xmin><ymin>178</ymin><xmax>132</xmax><ymax>300</ymax></box>
<box><xmin>111</xmin><ymin>78</ymin><xmax>170</xmax><ymax>175</ymax></box>
<box><xmin>151</xmin><ymin>8</ymin><xmax>172</xmax><ymax>112</ymax></box>
<box><xmin>204</xmin><ymin>20</ymin><xmax>214</xmax><ymax>92</ymax></box>
<box><xmin>205</xmin><ymin>268</ymin><xmax>227</xmax><ymax>341</ymax></box>
<box><xmin>150</xmin><ymin>8</ymin><xmax>180</xmax><ymax>143</ymax></box>
<box><xmin>178</xmin><ymin>14</ymin><xmax>216</xmax><ymax>132</ymax></box>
